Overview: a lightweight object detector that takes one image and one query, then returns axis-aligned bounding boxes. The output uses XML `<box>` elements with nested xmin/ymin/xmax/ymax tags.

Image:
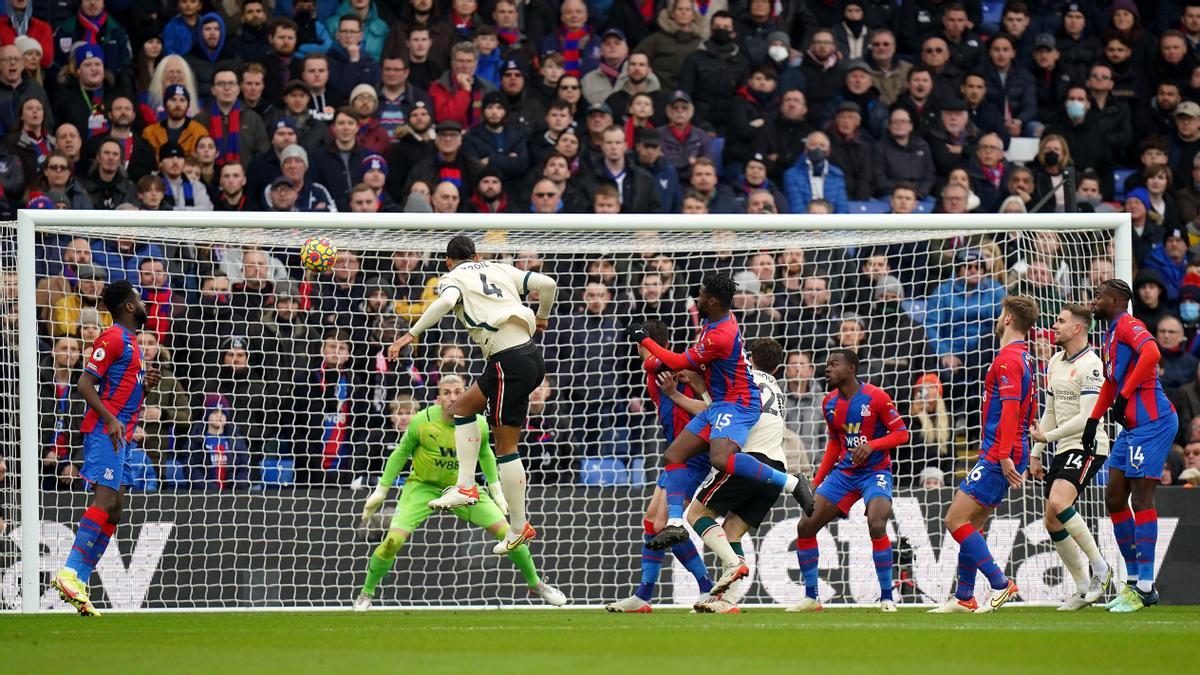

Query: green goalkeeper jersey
<box><xmin>379</xmin><ymin>405</ymin><xmax>498</xmax><ymax>489</ymax></box>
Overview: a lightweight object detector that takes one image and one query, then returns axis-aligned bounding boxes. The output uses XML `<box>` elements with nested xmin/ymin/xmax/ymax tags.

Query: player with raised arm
<box><xmin>51</xmin><ymin>280</ymin><xmax>159</xmax><ymax>617</ymax></box>
<box><xmin>687</xmin><ymin>338</ymin><xmax>791</xmax><ymax>614</ymax></box>
<box><xmin>1084</xmin><ymin>279</ymin><xmax>1179</xmax><ymax>613</ymax></box>
<box><xmin>789</xmin><ymin>348</ymin><xmax>910</xmax><ymax>614</ymax></box>
<box><xmin>1029</xmin><ymin>303</ymin><xmax>1113</xmax><ymax>611</ymax></box>
<box><xmin>625</xmin><ymin>273</ymin><xmax>814</xmax><ymax>551</ymax></box>
<box><xmin>930</xmin><ymin>295</ymin><xmax>1037</xmax><ymax>614</ymax></box>
<box><xmin>388</xmin><ymin>236</ymin><xmax>557</xmax><ymax>556</ymax></box>
<box><xmin>355</xmin><ymin>375</ymin><xmax>565</xmax><ymax>609</ymax></box>
<box><xmin>605</xmin><ymin>320</ymin><xmax>715</xmax><ymax>613</ymax></box>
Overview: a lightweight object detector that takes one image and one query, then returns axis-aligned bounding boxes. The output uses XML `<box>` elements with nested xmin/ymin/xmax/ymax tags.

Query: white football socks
<box><xmin>498</xmin><ymin>456</ymin><xmax>528</xmax><ymax>533</ymax></box>
<box><xmin>454</xmin><ymin>417</ymin><xmax>481</xmax><ymax>488</ymax></box>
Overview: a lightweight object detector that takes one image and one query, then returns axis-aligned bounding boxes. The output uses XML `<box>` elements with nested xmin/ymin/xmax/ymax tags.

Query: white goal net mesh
<box><xmin>0</xmin><ymin>215</ymin><xmax>1135</xmax><ymax>609</ymax></box>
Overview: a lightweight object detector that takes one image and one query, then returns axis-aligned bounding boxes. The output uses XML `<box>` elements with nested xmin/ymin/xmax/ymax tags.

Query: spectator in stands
<box><xmin>270</xmin><ymin>80</ymin><xmax>328</xmax><ymax>153</ymax></box>
<box><xmin>309</xmin><ymin>108</ymin><xmax>369</xmax><ymax>211</ymax></box>
<box><xmin>873</xmin><ymin>106</ymin><xmax>936</xmax><ymax>198</ymax></box>
<box><xmin>825</xmin><ymin>101</ymin><xmax>872</xmax><ymax>201</ymax></box>
<box><xmin>724</xmin><ymin>64</ymin><xmax>778</xmax><ymax>177</ymax></box>
<box><xmin>51</xmin><ymin>44</ymin><xmax>116</xmax><ymax>143</ymax></box>
<box><xmin>1031</xmin><ymin>33</ymin><xmax>1078</xmax><ymax>126</ymax></box>
<box><xmin>1143</xmin><ymin>163</ymin><xmax>1181</xmax><ymax>226</ymax></box>
<box><xmin>657</xmin><ymin>89</ymin><xmax>712</xmax><ymax>180</ymax></box>
<box><xmin>799</xmin><ymin>28</ymin><xmax>846</xmax><ymax>123</ymax></box>
<box><xmin>83</xmin><ymin>138</ymin><xmax>131</xmax><ymax>209</ymax></box>
<box><xmin>965</xmin><ymin>132</ymin><xmax>1008</xmax><ymax>213</ymax></box>
<box><xmin>136</xmin><ymin>330</ymin><xmax>189</xmax><ymax>464</ymax></box>
<box><xmin>1137</xmin><ymin>80</ymin><xmax>1182</xmax><ymax>146</ymax></box>
<box><xmin>495</xmin><ymin>59</ymin><xmax>545</xmax><ymax>137</ymax></box>
<box><xmin>540</xmin><ymin>152</ymin><xmax>589</xmax><ymax>212</ymax></box>
<box><xmin>1087</xmin><ymin>61</ymin><xmax>1134</xmax><ymax>159</ymax></box>
<box><xmin>1051</xmin><ymin>87</ymin><xmax>1117</xmax><ymax>194</ymax></box>
<box><xmin>141</xmin><ymin>84</ymin><xmax>209</xmax><ymax>160</ymax></box>
<box><xmin>50</xmin><ymin>263</ymin><xmax>107</xmax><ymax>338</ymax></box>
<box><xmin>959</xmin><ymin>71</ymin><xmax>1003</xmax><ymax>138</ymax></box>
<box><xmin>582</xmin><ymin>28</ymin><xmax>629</xmax><ymax>106</ymax></box>
<box><xmin>584</xmin><ymin>125</ymin><xmax>658</xmax><ymax>213</ymax></box>
<box><xmin>1076</xmin><ymin>169</ymin><xmax>1114</xmax><ymax>213</ymax></box>
<box><xmin>541</xmin><ymin>0</ymin><xmax>600</xmax><ymax>79</ymax></box>
<box><xmin>733</xmin><ymin>153</ymin><xmax>786</xmax><ymax>213</ymax></box>
<box><xmin>38</xmin><ymin>335</ymin><xmax>84</xmax><ymax>490</ymax></box>
<box><xmin>919</xmin><ymin>36</ymin><xmax>961</xmax><ymax>106</ymax></box>
<box><xmin>687</xmin><ymin>157</ymin><xmax>739</xmax><ymax>213</ymax></box>
<box><xmin>1146</xmin><ymin>227</ymin><xmax>1189</xmax><ymax>303</ymax></box>
<box><xmin>552</xmin><ymin>279</ymin><xmax>625</xmax><ymax>458</ymax></box>
<box><xmin>731</xmin><ymin>271</ymin><xmax>777</xmax><ymax>342</ymax></box>
<box><xmin>866</xmin><ymin>28</ymin><xmax>909</xmax><ymax>107</ymax></box>
<box><xmin>429</xmin><ymin>179</ymin><xmax>461</xmax><ymax>214</ymax></box>
<box><xmin>374</xmin><ymin>55</ymin><xmax>431</xmax><ymax>142</ymax></box>
<box><xmin>213</xmin><ymin>162</ymin><xmax>252</xmax><ymax>211</ymax></box>
<box><xmin>31</xmin><ymin>151</ymin><xmax>92</xmax><ymax>209</ymax></box>
<box><xmin>157</xmin><ymin>141</ymin><xmax>212</xmax><ymax>211</ymax></box>
<box><xmin>0</xmin><ymin>43</ymin><xmax>48</xmax><ymax>135</ymax></box>
<box><xmin>1124</xmin><ymin>136</ymin><xmax>1170</xmax><ymax>194</ymax></box>
<box><xmin>297</xmin><ymin>54</ymin><xmax>341</xmax><ymax>122</ymax></box>
<box><xmin>529</xmin><ymin>176</ymin><xmax>563</xmax><ymax>214</ymax></box>
<box><xmin>907</xmin><ymin>373</ymin><xmax>951</xmax><ymax>484</ymax></box>
<box><xmin>467</xmin><ymin>167</ymin><xmax>516</xmax><ymax>213</ymax></box>
<box><xmin>927</xmin><ymin>98</ymin><xmax>977</xmax><ymax>179</ymax></box>
<box><xmin>0</xmin><ymin>0</ymin><xmax>51</xmax><ymax>67</ymax></box>
<box><xmin>462</xmin><ymin>91</ymin><xmax>530</xmax><ymax>184</ymax></box>
<box><xmin>1159</xmin><ymin>315</ymin><xmax>1199</xmax><ymax>388</ymax></box>
<box><xmin>633</xmin><ymin>0</ymin><xmax>703</xmax><ymax>91</ymax></box>
<box><xmin>1056</xmin><ymin>2</ymin><xmax>1100</xmax><ymax>74</ymax></box>
<box><xmin>137</xmin><ymin>256</ymin><xmax>172</xmax><ymax>342</ymax></box>
<box><xmin>196</xmin><ymin>68</ymin><xmax>268</xmax><ymax>171</ymax></box>
<box><xmin>896</xmin><ymin>65</ymin><xmax>939</xmax><ymax>135</ymax></box>
<box><xmin>5</xmin><ymin>96</ymin><xmax>48</xmax><ymax>177</ymax></box>
<box><xmin>1171</xmin><ymin>101</ymin><xmax>1200</xmax><ymax>186</ymax></box>
<box><xmin>782</xmin><ymin>350</ymin><xmax>824</xmax><ymax>457</ymax></box>
<box><xmin>325</xmin><ymin>15</ymin><xmax>380</xmax><ymax>104</ymax></box>
<box><xmin>924</xmin><ymin>248</ymin><xmax>1006</xmax><ymax>401</ymax></box>
<box><xmin>184</xmin><ymin>394</ymin><xmax>251</xmax><ymax>491</ymax></box>
<box><xmin>982</xmin><ymin>33</ymin><xmax>1037</xmax><ymax>137</ymax></box>
<box><xmin>54</xmin><ymin>0</ymin><xmax>132</xmax><ymax>87</ymax></box>
<box><xmin>407</xmin><ymin>120</ymin><xmax>477</xmax><ymax>201</ymax></box>
<box><xmin>677</xmin><ymin>11</ymin><xmax>749</xmax><ymax>133</ymax></box>
<box><xmin>603</xmin><ymin>52</ymin><xmax>665</xmax><ymax>127</ymax></box>
<box><xmin>784</xmin><ymin>130</ymin><xmax>847</xmax><ymax>214</ymax></box>
<box><xmin>630</xmin><ymin>127</ymin><xmax>681</xmax><ymax>213</ymax></box>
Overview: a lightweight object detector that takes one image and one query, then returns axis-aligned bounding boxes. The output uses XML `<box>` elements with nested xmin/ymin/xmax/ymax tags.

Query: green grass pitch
<box><xmin>5</xmin><ymin>607</ymin><xmax>1199</xmax><ymax>674</ymax></box>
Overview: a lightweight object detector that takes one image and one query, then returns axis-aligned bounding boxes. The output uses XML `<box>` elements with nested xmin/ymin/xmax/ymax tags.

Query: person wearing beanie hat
<box><xmin>403</xmin><ymin>190</ymin><xmax>432</xmax><ymax>213</ymax></box>
<box><xmin>467</xmin><ymin>164</ymin><xmax>517</xmax><ymax>213</ymax></box>
<box><xmin>157</xmin><ymin>139</ymin><xmax>214</xmax><ymax>211</ymax></box>
<box><xmin>141</xmin><ymin>82</ymin><xmax>209</xmax><ymax>158</ymax></box>
<box><xmin>1145</xmin><ymin>227</ymin><xmax>1190</xmax><ymax>303</ymax></box>
<box><xmin>185</xmin><ymin>392</ymin><xmax>251</xmax><ymax>491</ymax></box>
<box><xmin>53</xmin><ymin>40</ymin><xmax>116</xmax><ymax>139</ymax></box>
<box><xmin>462</xmin><ymin>86</ymin><xmax>530</xmax><ymax>183</ymax></box>
<box><xmin>13</xmin><ymin>35</ymin><xmax>45</xmax><ymax>73</ymax></box>
<box><xmin>272</xmin><ymin>143</ymin><xmax>336</xmax><ymax>212</ymax></box>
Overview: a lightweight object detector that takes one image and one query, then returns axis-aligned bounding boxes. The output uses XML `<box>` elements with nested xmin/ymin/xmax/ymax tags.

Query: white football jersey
<box><xmin>438</xmin><ymin>260</ymin><xmax>538</xmax><ymax>357</ymax></box>
<box><xmin>1045</xmin><ymin>347</ymin><xmax>1110</xmax><ymax>456</ymax></box>
<box><xmin>741</xmin><ymin>369</ymin><xmax>787</xmax><ymax>466</ymax></box>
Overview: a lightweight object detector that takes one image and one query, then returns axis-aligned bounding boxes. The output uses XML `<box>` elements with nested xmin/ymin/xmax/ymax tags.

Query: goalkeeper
<box><xmin>354</xmin><ymin>375</ymin><xmax>566</xmax><ymax>609</ymax></box>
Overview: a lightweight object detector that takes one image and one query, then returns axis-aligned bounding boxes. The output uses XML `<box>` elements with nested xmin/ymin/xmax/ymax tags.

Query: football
<box><xmin>300</xmin><ymin>236</ymin><xmax>337</xmax><ymax>273</ymax></box>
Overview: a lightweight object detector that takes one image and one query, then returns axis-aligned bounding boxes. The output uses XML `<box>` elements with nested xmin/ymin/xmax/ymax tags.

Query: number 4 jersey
<box><xmin>432</xmin><ymin>260</ymin><xmax>552</xmax><ymax>358</ymax></box>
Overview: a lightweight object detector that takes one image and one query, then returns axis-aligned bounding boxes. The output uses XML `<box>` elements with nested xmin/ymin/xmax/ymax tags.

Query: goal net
<box><xmin>1</xmin><ymin>211</ymin><xmax>1134</xmax><ymax>611</ymax></box>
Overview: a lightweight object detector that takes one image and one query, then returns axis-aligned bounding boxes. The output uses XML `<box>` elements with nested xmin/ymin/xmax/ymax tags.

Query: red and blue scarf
<box><xmin>78</xmin><ymin>9</ymin><xmax>107</xmax><ymax>45</ymax></box>
<box><xmin>497</xmin><ymin>27</ymin><xmax>521</xmax><ymax>45</ymax></box>
<box><xmin>208</xmin><ymin>99</ymin><xmax>241</xmax><ymax>166</ymax></box>
<box><xmin>438</xmin><ymin>164</ymin><xmax>463</xmax><ymax>187</ymax></box>
<box><xmin>558</xmin><ymin>25</ymin><xmax>590</xmax><ymax>77</ymax></box>
<box><xmin>26</xmin><ymin>130</ymin><xmax>51</xmax><ymax>164</ymax></box>
<box><xmin>452</xmin><ymin>11</ymin><xmax>474</xmax><ymax>37</ymax></box>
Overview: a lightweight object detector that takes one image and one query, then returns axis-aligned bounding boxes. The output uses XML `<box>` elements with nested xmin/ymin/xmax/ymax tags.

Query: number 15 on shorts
<box><xmin>713</xmin><ymin>413</ymin><xmax>732</xmax><ymax>430</ymax></box>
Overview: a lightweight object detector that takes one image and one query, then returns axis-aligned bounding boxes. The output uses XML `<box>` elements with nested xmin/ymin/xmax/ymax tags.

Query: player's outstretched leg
<box><xmin>356</xmin><ymin>530</ymin><xmax>408</xmax><ymax>610</ymax></box>
<box><xmin>715</xmin><ymin>444</ymin><xmax>813</xmax><ymax>516</ymax></box>
<box><xmin>428</xmin><ymin>417</ymin><xmax>483</xmax><ymax>510</ymax></box>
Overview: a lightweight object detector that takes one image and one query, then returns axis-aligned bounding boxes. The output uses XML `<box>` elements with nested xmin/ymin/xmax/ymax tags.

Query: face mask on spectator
<box><xmin>768</xmin><ymin>45</ymin><xmax>789</xmax><ymax>62</ymax></box>
<box><xmin>1182</xmin><ymin>302</ymin><xmax>1200</xmax><ymax>322</ymax></box>
<box><xmin>1065</xmin><ymin>100</ymin><xmax>1086</xmax><ymax>120</ymax></box>
<box><xmin>711</xmin><ymin>29</ymin><xmax>733</xmax><ymax>45</ymax></box>
<box><xmin>1079</xmin><ymin>193</ymin><xmax>1102</xmax><ymax>207</ymax></box>
<box><xmin>806</xmin><ymin>148</ymin><xmax>827</xmax><ymax>164</ymax></box>
<box><xmin>1043</xmin><ymin>151</ymin><xmax>1060</xmax><ymax>167</ymax></box>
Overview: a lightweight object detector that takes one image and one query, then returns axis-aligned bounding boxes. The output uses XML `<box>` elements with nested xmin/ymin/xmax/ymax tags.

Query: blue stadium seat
<box><xmin>1113</xmin><ymin>168</ymin><xmax>1136</xmax><ymax>202</ymax></box>
<box><xmin>579</xmin><ymin>457</ymin><xmax>632</xmax><ymax>485</ymax></box>
<box><xmin>981</xmin><ymin>2</ymin><xmax>1003</xmax><ymax>27</ymax></box>
<box><xmin>848</xmin><ymin>199</ymin><xmax>891</xmax><ymax>214</ymax></box>
<box><xmin>711</xmin><ymin>136</ymin><xmax>725</xmax><ymax>175</ymax></box>
<box><xmin>260</xmin><ymin>457</ymin><xmax>295</xmax><ymax>487</ymax></box>
<box><xmin>914</xmin><ymin>197</ymin><xmax>936</xmax><ymax>213</ymax></box>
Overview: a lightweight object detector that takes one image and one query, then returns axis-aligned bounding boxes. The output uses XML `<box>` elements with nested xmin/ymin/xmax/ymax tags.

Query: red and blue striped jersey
<box><xmin>644</xmin><ymin>357</ymin><xmax>710</xmax><ymax>474</ymax></box>
<box><xmin>81</xmin><ymin>325</ymin><xmax>145</xmax><ymax>442</ymax></box>
<box><xmin>980</xmin><ymin>340</ymin><xmax>1036</xmax><ymax>468</ymax></box>
<box><xmin>683</xmin><ymin>313</ymin><xmax>760</xmax><ymax>408</ymax></box>
<box><xmin>822</xmin><ymin>382</ymin><xmax>906</xmax><ymax>475</ymax></box>
<box><xmin>1103</xmin><ymin>312</ymin><xmax>1175</xmax><ymax>428</ymax></box>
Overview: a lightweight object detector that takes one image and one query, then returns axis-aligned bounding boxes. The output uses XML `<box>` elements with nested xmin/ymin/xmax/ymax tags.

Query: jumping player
<box><xmin>626</xmin><ymin>273</ymin><xmax>814</xmax><ymax>551</ymax></box>
<box><xmin>790</xmin><ymin>348</ymin><xmax>909</xmax><ymax>614</ymax></box>
<box><xmin>388</xmin><ymin>236</ymin><xmax>558</xmax><ymax>556</ymax></box>
<box><xmin>51</xmin><ymin>280</ymin><xmax>159</xmax><ymax>617</ymax></box>
<box><xmin>930</xmin><ymin>295</ymin><xmax>1038</xmax><ymax>614</ymax></box>
<box><xmin>606</xmin><ymin>320</ymin><xmax>715</xmax><ymax>613</ymax></box>
<box><xmin>1030</xmin><ymin>303</ymin><xmax>1112</xmax><ymax>610</ymax></box>
<box><xmin>688</xmin><ymin>338</ymin><xmax>791</xmax><ymax>614</ymax></box>
<box><xmin>355</xmin><ymin>375</ymin><xmax>566</xmax><ymax>609</ymax></box>
<box><xmin>1085</xmin><ymin>279</ymin><xmax>1178</xmax><ymax>613</ymax></box>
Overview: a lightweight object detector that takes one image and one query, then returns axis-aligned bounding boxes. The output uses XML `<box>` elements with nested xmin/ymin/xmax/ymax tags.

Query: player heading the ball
<box><xmin>626</xmin><ymin>272</ymin><xmax>815</xmax><ymax>552</ymax></box>
<box><xmin>388</xmin><ymin>235</ymin><xmax>558</xmax><ymax>556</ymax></box>
<box><xmin>1086</xmin><ymin>279</ymin><xmax>1178</xmax><ymax>613</ymax></box>
<box><xmin>931</xmin><ymin>295</ymin><xmax>1038</xmax><ymax>614</ymax></box>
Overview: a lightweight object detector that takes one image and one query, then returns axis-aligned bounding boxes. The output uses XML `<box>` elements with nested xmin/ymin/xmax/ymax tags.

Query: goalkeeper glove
<box><xmin>488</xmin><ymin>481</ymin><xmax>509</xmax><ymax>515</ymax></box>
<box><xmin>1110</xmin><ymin>394</ymin><xmax>1129</xmax><ymax>427</ymax></box>
<box><xmin>361</xmin><ymin>484</ymin><xmax>389</xmax><ymax>523</ymax></box>
<box><xmin>1081</xmin><ymin>418</ymin><xmax>1099</xmax><ymax>456</ymax></box>
<box><xmin>625</xmin><ymin>322</ymin><xmax>647</xmax><ymax>343</ymax></box>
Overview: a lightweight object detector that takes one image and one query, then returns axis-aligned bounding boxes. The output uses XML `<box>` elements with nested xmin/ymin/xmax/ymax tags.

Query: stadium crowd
<box><xmin>8</xmin><ymin>0</ymin><xmax>1200</xmax><ymax>494</ymax></box>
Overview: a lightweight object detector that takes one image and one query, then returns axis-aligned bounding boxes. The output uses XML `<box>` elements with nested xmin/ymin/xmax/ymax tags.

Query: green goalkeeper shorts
<box><xmin>389</xmin><ymin>481</ymin><xmax>506</xmax><ymax>533</ymax></box>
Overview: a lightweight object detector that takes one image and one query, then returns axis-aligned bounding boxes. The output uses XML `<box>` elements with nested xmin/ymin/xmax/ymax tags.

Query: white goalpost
<box><xmin>3</xmin><ymin>210</ymin><xmax>1132</xmax><ymax>612</ymax></box>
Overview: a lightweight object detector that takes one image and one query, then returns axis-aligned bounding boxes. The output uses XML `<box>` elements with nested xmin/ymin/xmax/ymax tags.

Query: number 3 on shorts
<box><xmin>713</xmin><ymin>413</ymin><xmax>732</xmax><ymax>431</ymax></box>
<box><xmin>876</xmin><ymin>474</ymin><xmax>887</xmax><ymax>488</ymax></box>
<box><xmin>968</xmin><ymin>464</ymin><xmax>984</xmax><ymax>483</ymax></box>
